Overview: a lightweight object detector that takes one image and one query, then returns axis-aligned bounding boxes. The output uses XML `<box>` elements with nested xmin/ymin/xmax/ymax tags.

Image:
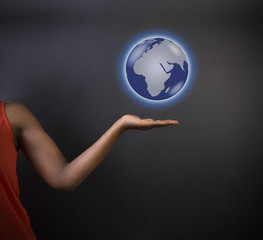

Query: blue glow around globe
<box><xmin>125</xmin><ymin>37</ymin><xmax>189</xmax><ymax>101</ymax></box>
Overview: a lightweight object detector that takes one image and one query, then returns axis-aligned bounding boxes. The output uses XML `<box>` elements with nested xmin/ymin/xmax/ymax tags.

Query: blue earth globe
<box><xmin>125</xmin><ymin>37</ymin><xmax>189</xmax><ymax>101</ymax></box>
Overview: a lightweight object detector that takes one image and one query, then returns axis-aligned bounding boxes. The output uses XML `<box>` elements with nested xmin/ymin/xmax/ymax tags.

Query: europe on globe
<box><xmin>125</xmin><ymin>37</ymin><xmax>189</xmax><ymax>101</ymax></box>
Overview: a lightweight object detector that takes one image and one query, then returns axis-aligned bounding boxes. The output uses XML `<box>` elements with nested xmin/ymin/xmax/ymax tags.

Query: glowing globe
<box><xmin>125</xmin><ymin>37</ymin><xmax>189</xmax><ymax>101</ymax></box>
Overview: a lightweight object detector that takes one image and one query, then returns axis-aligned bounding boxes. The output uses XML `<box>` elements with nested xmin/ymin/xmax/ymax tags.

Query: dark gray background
<box><xmin>0</xmin><ymin>0</ymin><xmax>262</xmax><ymax>239</ymax></box>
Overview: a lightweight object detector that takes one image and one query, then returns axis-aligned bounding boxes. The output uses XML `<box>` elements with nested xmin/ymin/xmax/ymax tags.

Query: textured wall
<box><xmin>0</xmin><ymin>0</ymin><xmax>262</xmax><ymax>239</ymax></box>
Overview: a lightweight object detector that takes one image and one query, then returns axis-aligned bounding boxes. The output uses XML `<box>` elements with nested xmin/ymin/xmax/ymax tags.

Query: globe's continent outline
<box><xmin>133</xmin><ymin>39</ymin><xmax>187</xmax><ymax>97</ymax></box>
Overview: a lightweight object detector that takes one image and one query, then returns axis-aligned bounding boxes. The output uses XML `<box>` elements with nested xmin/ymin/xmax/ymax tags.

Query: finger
<box><xmin>165</xmin><ymin>120</ymin><xmax>179</xmax><ymax>125</ymax></box>
<box><xmin>154</xmin><ymin>119</ymin><xmax>179</xmax><ymax>125</ymax></box>
<box><xmin>149</xmin><ymin>120</ymin><xmax>178</xmax><ymax>128</ymax></box>
<box><xmin>140</xmin><ymin>119</ymin><xmax>179</xmax><ymax>129</ymax></box>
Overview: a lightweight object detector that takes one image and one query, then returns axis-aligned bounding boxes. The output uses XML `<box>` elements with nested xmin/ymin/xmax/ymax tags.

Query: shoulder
<box><xmin>5</xmin><ymin>102</ymin><xmax>29</xmax><ymax>114</ymax></box>
<box><xmin>5</xmin><ymin>102</ymin><xmax>40</xmax><ymax>131</ymax></box>
<box><xmin>5</xmin><ymin>102</ymin><xmax>32</xmax><ymax>122</ymax></box>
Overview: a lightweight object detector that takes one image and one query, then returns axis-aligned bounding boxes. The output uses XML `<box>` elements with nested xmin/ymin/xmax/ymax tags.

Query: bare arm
<box><xmin>5</xmin><ymin>103</ymin><xmax>178</xmax><ymax>191</ymax></box>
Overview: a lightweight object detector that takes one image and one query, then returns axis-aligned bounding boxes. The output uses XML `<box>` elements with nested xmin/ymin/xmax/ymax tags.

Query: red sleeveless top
<box><xmin>0</xmin><ymin>102</ymin><xmax>36</xmax><ymax>239</ymax></box>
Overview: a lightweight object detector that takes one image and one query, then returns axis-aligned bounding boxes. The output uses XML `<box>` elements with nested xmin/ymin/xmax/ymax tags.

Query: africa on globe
<box><xmin>125</xmin><ymin>37</ymin><xmax>190</xmax><ymax>101</ymax></box>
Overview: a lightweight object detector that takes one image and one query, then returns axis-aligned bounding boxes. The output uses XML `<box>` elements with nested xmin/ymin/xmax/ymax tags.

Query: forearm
<box><xmin>59</xmin><ymin>118</ymin><xmax>124</xmax><ymax>191</ymax></box>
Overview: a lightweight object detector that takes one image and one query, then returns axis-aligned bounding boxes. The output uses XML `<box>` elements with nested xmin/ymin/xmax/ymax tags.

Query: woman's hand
<box><xmin>118</xmin><ymin>114</ymin><xmax>179</xmax><ymax>131</ymax></box>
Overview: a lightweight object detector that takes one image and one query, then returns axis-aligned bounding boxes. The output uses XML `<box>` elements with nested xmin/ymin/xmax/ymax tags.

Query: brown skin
<box><xmin>5</xmin><ymin>103</ymin><xmax>178</xmax><ymax>191</ymax></box>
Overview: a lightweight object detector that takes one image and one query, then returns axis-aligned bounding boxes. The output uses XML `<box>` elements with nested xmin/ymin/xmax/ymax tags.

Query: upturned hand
<box><xmin>118</xmin><ymin>114</ymin><xmax>179</xmax><ymax>131</ymax></box>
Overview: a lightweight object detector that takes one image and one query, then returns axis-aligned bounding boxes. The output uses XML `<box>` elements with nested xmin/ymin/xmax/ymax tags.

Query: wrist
<box><xmin>116</xmin><ymin>115</ymin><xmax>129</xmax><ymax>133</ymax></box>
